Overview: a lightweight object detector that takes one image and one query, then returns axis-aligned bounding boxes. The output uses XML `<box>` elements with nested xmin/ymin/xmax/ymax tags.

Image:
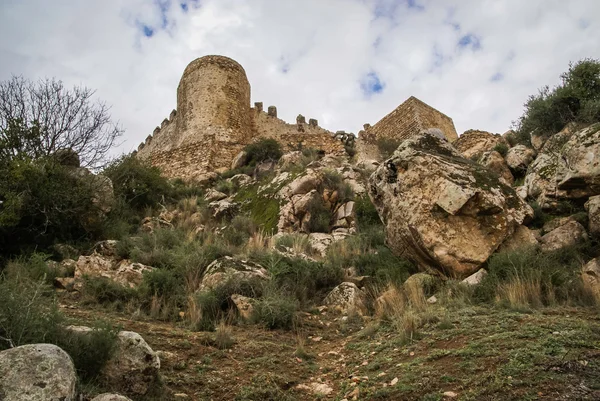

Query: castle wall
<box><xmin>413</xmin><ymin>98</ymin><xmax>458</xmax><ymax>142</ymax></box>
<box><xmin>252</xmin><ymin>109</ymin><xmax>345</xmax><ymax>155</ymax></box>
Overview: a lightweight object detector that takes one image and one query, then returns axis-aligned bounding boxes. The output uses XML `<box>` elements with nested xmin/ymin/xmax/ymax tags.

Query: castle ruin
<box><xmin>136</xmin><ymin>55</ymin><xmax>457</xmax><ymax>180</ymax></box>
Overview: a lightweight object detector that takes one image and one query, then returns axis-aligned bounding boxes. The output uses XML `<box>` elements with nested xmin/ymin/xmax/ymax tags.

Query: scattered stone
<box><xmin>92</xmin><ymin>394</ymin><xmax>133</xmax><ymax>401</ymax></box>
<box><xmin>506</xmin><ymin>145</ymin><xmax>536</xmax><ymax>173</ymax></box>
<box><xmin>443</xmin><ymin>391</ymin><xmax>458</xmax><ymax>398</ymax></box>
<box><xmin>208</xmin><ymin>199</ymin><xmax>239</xmax><ymax>220</ymax></box>
<box><xmin>369</xmin><ymin>130</ymin><xmax>532</xmax><ymax>277</ymax></box>
<box><xmin>540</xmin><ymin>220</ymin><xmax>588</xmax><ymax>253</ymax></box>
<box><xmin>231</xmin><ymin>294</ymin><xmax>254</xmax><ymax>321</ymax></box>
<box><xmin>296</xmin><ymin>382</ymin><xmax>334</xmax><ymax>396</ymax></box>
<box><xmin>0</xmin><ymin>344</ymin><xmax>77</xmax><ymax>401</ymax></box>
<box><xmin>323</xmin><ymin>282</ymin><xmax>368</xmax><ymax>315</ymax></box>
<box><xmin>199</xmin><ymin>256</ymin><xmax>270</xmax><ymax>292</ymax></box>
<box><xmin>391</xmin><ymin>377</ymin><xmax>399</xmax><ymax>386</ymax></box>
<box><xmin>479</xmin><ymin>150</ymin><xmax>514</xmax><ymax>185</ymax></box>
<box><xmin>205</xmin><ymin>188</ymin><xmax>228</xmax><ymax>202</ymax></box>
<box><xmin>498</xmin><ymin>225</ymin><xmax>539</xmax><ymax>252</ymax></box>
<box><xmin>585</xmin><ymin>195</ymin><xmax>600</xmax><ymax>237</ymax></box>
<box><xmin>427</xmin><ymin>295</ymin><xmax>438</xmax><ymax>304</ymax></box>
<box><xmin>462</xmin><ymin>269</ymin><xmax>487</xmax><ymax>285</ymax></box>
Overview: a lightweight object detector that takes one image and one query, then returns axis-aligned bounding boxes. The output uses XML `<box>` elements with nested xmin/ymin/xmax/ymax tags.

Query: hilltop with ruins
<box><xmin>135</xmin><ymin>55</ymin><xmax>458</xmax><ymax>180</ymax></box>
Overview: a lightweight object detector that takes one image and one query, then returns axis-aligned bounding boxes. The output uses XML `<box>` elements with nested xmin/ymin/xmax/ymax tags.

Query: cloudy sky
<box><xmin>1</xmin><ymin>0</ymin><xmax>599</xmax><ymax>155</ymax></box>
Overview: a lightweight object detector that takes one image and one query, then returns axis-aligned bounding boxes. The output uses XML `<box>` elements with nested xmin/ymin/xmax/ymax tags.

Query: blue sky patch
<box><xmin>458</xmin><ymin>33</ymin><xmax>481</xmax><ymax>50</ymax></box>
<box><xmin>361</xmin><ymin>72</ymin><xmax>385</xmax><ymax>97</ymax></box>
<box><xmin>490</xmin><ymin>72</ymin><xmax>503</xmax><ymax>82</ymax></box>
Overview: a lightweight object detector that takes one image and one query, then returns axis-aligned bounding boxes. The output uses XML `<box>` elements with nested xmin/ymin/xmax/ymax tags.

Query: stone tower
<box><xmin>175</xmin><ymin>55</ymin><xmax>253</xmax><ymax>147</ymax></box>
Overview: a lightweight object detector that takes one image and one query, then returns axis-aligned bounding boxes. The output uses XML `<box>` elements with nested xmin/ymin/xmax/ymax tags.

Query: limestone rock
<box><xmin>307</xmin><ymin>232</ymin><xmax>350</xmax><ymax>257</ymax></box>
<box><xmin>277</xmin><ymin>151</ymin><xmax>303</xmax><ymax>171</ymax></box>
<box><xmin>296</xmin><ymin>382</ymin><xmax>334</xmax><ymax>396</ymax></box>
<box><xmin>231</xmin><ymin>150</ymin><xmax>248</xmax><ymax>170</ymax></box>
<box><xmin>323</xmin><ymin>282</ymin><xmax>368</xmax><ymax>315</ymax></box>
<box><xmin>582</xmin><ymin>258</ymin><xmax>600</xmax><ymax>297</ymax></box>
<box><xmin>531</xmin><ymin>132</ymin><xmax>547</xmax><ymax>151</ymax></box>
<box><xmin>374</xmin><ymin>287</ymin><xmax>403</xmax><ymax>318</ymax></box>
<box><xmin>93</xmin><ymin>239</ymin><xmax>120</xmax><ymax>258</ymax></box>
<box><xmin>515</xmin><ymin>185</ymin><xmax>528</xmax><ymax>200</ymax></box>
<box><xmin>0</xmin><ymin>344</ymin><xmax>77</xmax><ymax>401</ymax></box>
<box><xmin>199</xmin><ymin>256</ymin><xmax>270</xmax><ymax>292</ymax></box>
<box><xmin>540</xmin><ymin>220</ymin><xmax>588</xmax><ymax>252</ymax></box>
<box><xmin>74</xmin><ymin>254</ymin><xmax>153</xmax><ymax>289</ymax></box>
<box><xmin>404</xmin><ymin>273</ymin><xmax>438</xmax><ymax>295</ymax></box>
<box><xmin>208</xmin><ymin>199</ymin><xmax>239</xmax><ymax>220</ymax></box>
<box><xmin>369</xmin><ymin>130</ymin><xmax>533</xmax><ymax>277</ymax></box>
<box><xmin>205</xmin><ymin>188</ymin><xmax>228</xmax><ymax>202</ymax></box>
<box><xmin>505</xmin><ymin>145</ymin><xmax>536</xmax><ymax>173</ymax></box>
<box><xmin>454</xmin><ymin>130</ymin><xmax>507</xmax><ymax>159</ymax></box>
<box><xmin>92</xmin><ymin>394</ymin><xmax>133</xmax><ymax>401</ymax></box>
<box><xmin>498</xmin><ymin>225</ymin><xmax>539</xmax><ymax>252</ymax></box>
<box><xmin>478</xmin><ymin>151</ymin><xmax>514</xmax><ymax>185</ymax></box>
<box><xmin>68</xmin><ymin>327</ymin><xmax>160</xmax><ymax>396</ymax></box>
<box><xmin>461</xmin><ymin>269</ymin><xmax>487</xmax><ymax>285</ymax></box>
<box><xmin>525</xmin><ymin>124</ymin><xmax>600</xmax><ymax>208</ymax></box>
<box><xmin>542</xmin><ymin>216</ymin><xmax>578</xmax><ymax>235</ymax></box>
<box><xmin>585</xmin><ymin>195</ymin><xmax>600</xmax><ymax>237</ymax></box>
<box><xmin>231</xmin><ymin>294</ymin><xmax>254</xmax><ymax>321</ymax></box>
<box><xmin>227</xmin><ymin>174</ymin><xmax>253</xmax><ymax>188</ymax></box>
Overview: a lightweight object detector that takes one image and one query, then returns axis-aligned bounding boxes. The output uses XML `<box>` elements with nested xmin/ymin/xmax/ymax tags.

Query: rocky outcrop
<box><xmin>478</xmin><ymin>151</ymin><xmax>514</xmax><ymax>185</ymax></box>
<box><xmin>75</xmin><ymin>254</ymin><xmax>153</xmax><ymax>289</ymax></box>
<box><xmin>199</xmin><ymin>256</ymin><xmax>270</xmax><ymax>292</ymax></box>
<box><xmin>68</xmin><ymin>327</ymin><xmax>160</xmax><ymax>396</ymax></box>
<box><xmin>323</xmin><ymin>282</ymin><xmax>368</xmax><ymax>315</ymax></box>
<box><xmin>525</xmin><ymin>124</ymin><xmax>600</xmax><ymax>208</ymax></box>
<box><xmin>585</xmin><ymin>195</ymin><xmax>600</xmax><ymax>237</ymax></box>
<box><xmin>505</xmin><ymin>145</ymin><xmax>536</xmax><ymax>173</ymax></box>
<box><xmin>583</xmin><ymin>258</ymin><xmax>600</xmax><ymax>298</ymax></box>
<box><xmin>453</xmin><ymin>130</ymin><xmax>507</xmax><ymax>159</ymax></box>
<box><xmin>92</xmin><ymin>394</ymin><xmax>133</xmax><ymax>401</ymax></box>
<box><xmin>369</xmin><ymin>131</ymin><xmax>533</xmax><ymax>277</ymax></box>
<box><xmin>539</xmin><ymin>220</ymin><xmax>588</xmax><ymax>252</ymax></box>
<box><xmin>205</xmin><ymin>188</ymin><xmax>228</xmax><ymax>202</ymax></box>
<box><xmin>0</xmin><ymin>344</ymin><xmax>77</xmax><ymax>401</ymax></box>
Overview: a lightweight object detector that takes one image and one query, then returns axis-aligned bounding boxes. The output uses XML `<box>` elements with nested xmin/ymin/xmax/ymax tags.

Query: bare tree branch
<box><xmin>0</xmin><ymin>76</ymin><xmax>123</xmax><ymax>169</ymax></box>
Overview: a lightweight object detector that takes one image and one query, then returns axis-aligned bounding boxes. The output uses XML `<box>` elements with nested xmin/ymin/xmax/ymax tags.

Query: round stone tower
<box><xmin>175</xmin><ymin>55</ymin><xmax>252</xmax><ymax>146</ymax></box>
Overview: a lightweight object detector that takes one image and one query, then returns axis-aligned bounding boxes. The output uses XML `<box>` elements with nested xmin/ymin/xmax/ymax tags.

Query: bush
<box><xmin>306</xmin><ymin>197</ymin><xmax>331</xmax><ymax>233</ymax></box>
<box><xmin>474</xmin><ymin>245</ymin><xmax>593</xmax><ymax>308</ymax></box>
<box><xmin>493</xmin><ymin>142</ymin><xmax>509</xmax><ymax>157</ymax></box>
<box><xmin>0</xmin><ymin>157</ymin><xmax>98</xmax><ymax>257</ymax></box>
<box><xmin>103</xmin><ymin>155</ymin><xmax>171</xmax><ymax>211</ymax></box>
<box><xmin>251</xmin><ymin>289</ymin><xmax>298</xmax><ymax>330</ymax></box>
<box><xmin>515</xmin><ymin>58</ymin><xmax>600</xmax><ymax>144</ymax></box>
<box><xmin>3</xmin><ymin>253</ymin><xmax>57</xmax><ymax>284</ymax></box>
<box><xmin>81</xmin><ymin>276</ymin><xmax>137</xmax><ymax>308</ymax></box>
<box><xmin>58</xmin><ymin>322</ymin><xmax>119</xmax><ymax>381</ymax></box>
<box><xmin>321</xmin><ymin>169</ymin><xmax>354</xmax><ymax>204</ymax></box>
<box><xmin>355</xmin><ymin>195</ymin><xmax>381</xmax><ymax>229</ymax></box>
<box><xmin>222</xmin><ymin>215</ymin><xmax>257</xmax><ymax>247</ymax></box>
<box><xmin>244</xmin><ymin>139</ymin><xmax>283</xmax><ymax>167</ymax></box>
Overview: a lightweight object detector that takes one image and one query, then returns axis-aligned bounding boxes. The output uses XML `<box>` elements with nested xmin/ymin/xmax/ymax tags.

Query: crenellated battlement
<box><xmin>135</xmin><ymin>55</ymin><xmax>455</xmax><ymax>181</ymax></box>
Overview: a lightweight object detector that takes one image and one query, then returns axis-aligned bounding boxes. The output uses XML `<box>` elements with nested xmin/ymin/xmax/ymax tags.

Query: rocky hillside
<box><xmin>2</xmin><ymin>119</ymin><xmax>600</xmax><ymax>400</ymax></box>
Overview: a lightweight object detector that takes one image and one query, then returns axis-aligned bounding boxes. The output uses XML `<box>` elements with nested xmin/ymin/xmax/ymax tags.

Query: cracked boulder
<box><xmin>199</xmin><ymin>256</ymin><xmax>270</xmax><ymax>292</ymax></box>
<box><xmin>525</xmin><ymin>123</ymin><xmax>600</xmax><ymax>209</ymax></box>
<box><xmin>369</xmin><ymin>131</ymin><xmax>533</xmax><ymax>278</ymax></box>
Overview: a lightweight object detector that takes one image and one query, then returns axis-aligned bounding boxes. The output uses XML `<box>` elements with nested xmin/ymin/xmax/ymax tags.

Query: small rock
<box><xmin>443</xmin><ymin>391</ymin><xmax>458</xmax><ymax>398</ymax></box>
<box><xmin>462</xmin><ymin>269</ymin><xmax>487</xmax><ymax>285</ymax></box>
<box><xmin>391</xmin><ymin>377</ymin><xmax>399</xmax><ymax>386</ymax></box>
<box><xmin>92</xmin><ymin>394</ymin><xmax>133</xmax><ymax>401</ymax></box>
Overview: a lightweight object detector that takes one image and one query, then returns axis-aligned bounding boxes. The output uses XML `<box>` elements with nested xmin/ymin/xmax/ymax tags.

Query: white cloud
<box><xmin>1</xmin><ymin>0</ymin><xmax>599</xmax><ymax>156</ymax></box>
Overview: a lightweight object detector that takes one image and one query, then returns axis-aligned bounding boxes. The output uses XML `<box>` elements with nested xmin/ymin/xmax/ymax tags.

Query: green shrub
<box><xmin>474</xmin><ymin>245</ymin><xmax>592</xmax><ymax>307</ymax></box>
<box><xmin>0</xmin><ymin>157</ymin><xmax>98</xmax><ymax>257</ymax></box>
<box><xmin>306</xmin><ymin>197</ymin><xmax>330</xmax><ymax>233</ymax></box>
<box><xmin>214</xmin><ymin>179</ymin><xmax>236</xmax><ymax>195</ymax></box>
<box><xmin>103</xmin><ymin>155</ymin><xmax>171</xmax><ymax>211</ymax></box>
<box><xmin>244</xmin><ymin>139</ymin><xmax>283</xmax><ymax>167</ymax></box>
<box><xmin>0</xmin><ymin>277</ymin><xmax>62</xmax><ymax>349</ymax></box>
<box><xmin>355</xmin><ymin>194</ymin><xmax>381</xmax><ymax>229</ymax></box>
<box><xmin>377</xmin><ymin>138</ymin><xmax>401</xmax><ymax>159</ymax></box>
<box><xmin>321</xmin><ymin>169</ymin><xmax>354</xmax><ymax>204</ymax></box>
<box><xmin>234</xmin><ymin>185</ymin><xmax>281</xmax><ymax>234</ymax></box>
<box><xmin>81</xmin><ymin>276</ymin><xmax>137</xmax><ymax>308</ymax></box>
<box><xmin>515</xmin><ymin>58</ymin><xmax>600</xmax><ymax>144</ymax></box>
<box><xmin>251</xmin><ymin>289</ymin><xmax>298</xmax><ymax>330</ymax></box>
<box><xmin>57</xmin><ymin>322</ymin><xmax>119</xmax><ymax>381</ymax></box>
<box><xmin>3</xmin><ymin>253</ymin><xmax>57</xmax><ymax>284</ymax></box>
<box><xmin>493</xmin><ymin>142</ymin><xmax>509</xmax><ymax>157</ymax></box>
<box><xmin>222</xmin><ymin>215</ymin><xmax>257</xmax><ymax>247</ymax></box>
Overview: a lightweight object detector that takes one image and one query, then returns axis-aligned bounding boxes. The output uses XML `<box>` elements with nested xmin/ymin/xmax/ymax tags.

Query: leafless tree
<box><xmin>0</xmin><ymin>76</ymin><xmax>123</xmax><ymax>168</ymax></box>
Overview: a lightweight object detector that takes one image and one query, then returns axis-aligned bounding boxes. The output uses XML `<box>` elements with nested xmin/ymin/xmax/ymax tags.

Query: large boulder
<box><xmin>0</xmin><ymin>344</ymin><xmax>77</xmax><ymax>401</ymax></box>
<box><xmin>498</xmin><ymin>225</ymin><xmax>539</xmax><ymax>252</ymax></box>
<box><xmin>525</xmin><ymin>124</ymin><xmax>600</xmax><ymax>208</ymax></box>
<box><xmin>505</xmin><ymin>145</ymin><xmax>536</xmax><ymax>173</ymax></box>
<box><xmin>583</xmin><ymin>258</ymin><xmax>600</xmax><ymax>298</ymax></box>
<box><xmin>539</xmin><ymin>220</ymin><xmax>588</xmax><ymax>252</ymax></box>
<box><xmin>453</xmin><ymin>130</ymin><xmax>507</xmax><ymax>159</ymax></box>
<box><xmin>323</xmin><ymin>282</ymin><xmax>368</xmax><ymax>315</ymax></box>
<box><xmin>585</xmin><ymin>195</ymin><xmax>600</xmax><ymax>237</ymax></box>
<box><xmin>68</xmin><ymin>327</ymin><xmax>160</xmax><ymax>396</ymax></box>
<box><xmin>369</xmin><ymin>131</ymin><xmax>533</xmax><ymax>277</ymax></box>
<box><xmin>478</xmin><ymin>151</ymin><xmax>514</xmax><ymax>185</ymax></box>
<box><xmin>75</xmin><ymin>254</ymin><xmax>153</xmax><ymax>289</ymax></box>
<box><xmin>199</xmin><ymin>256</ymin><xmax>270</xmax><ymax>292</ymax></box>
